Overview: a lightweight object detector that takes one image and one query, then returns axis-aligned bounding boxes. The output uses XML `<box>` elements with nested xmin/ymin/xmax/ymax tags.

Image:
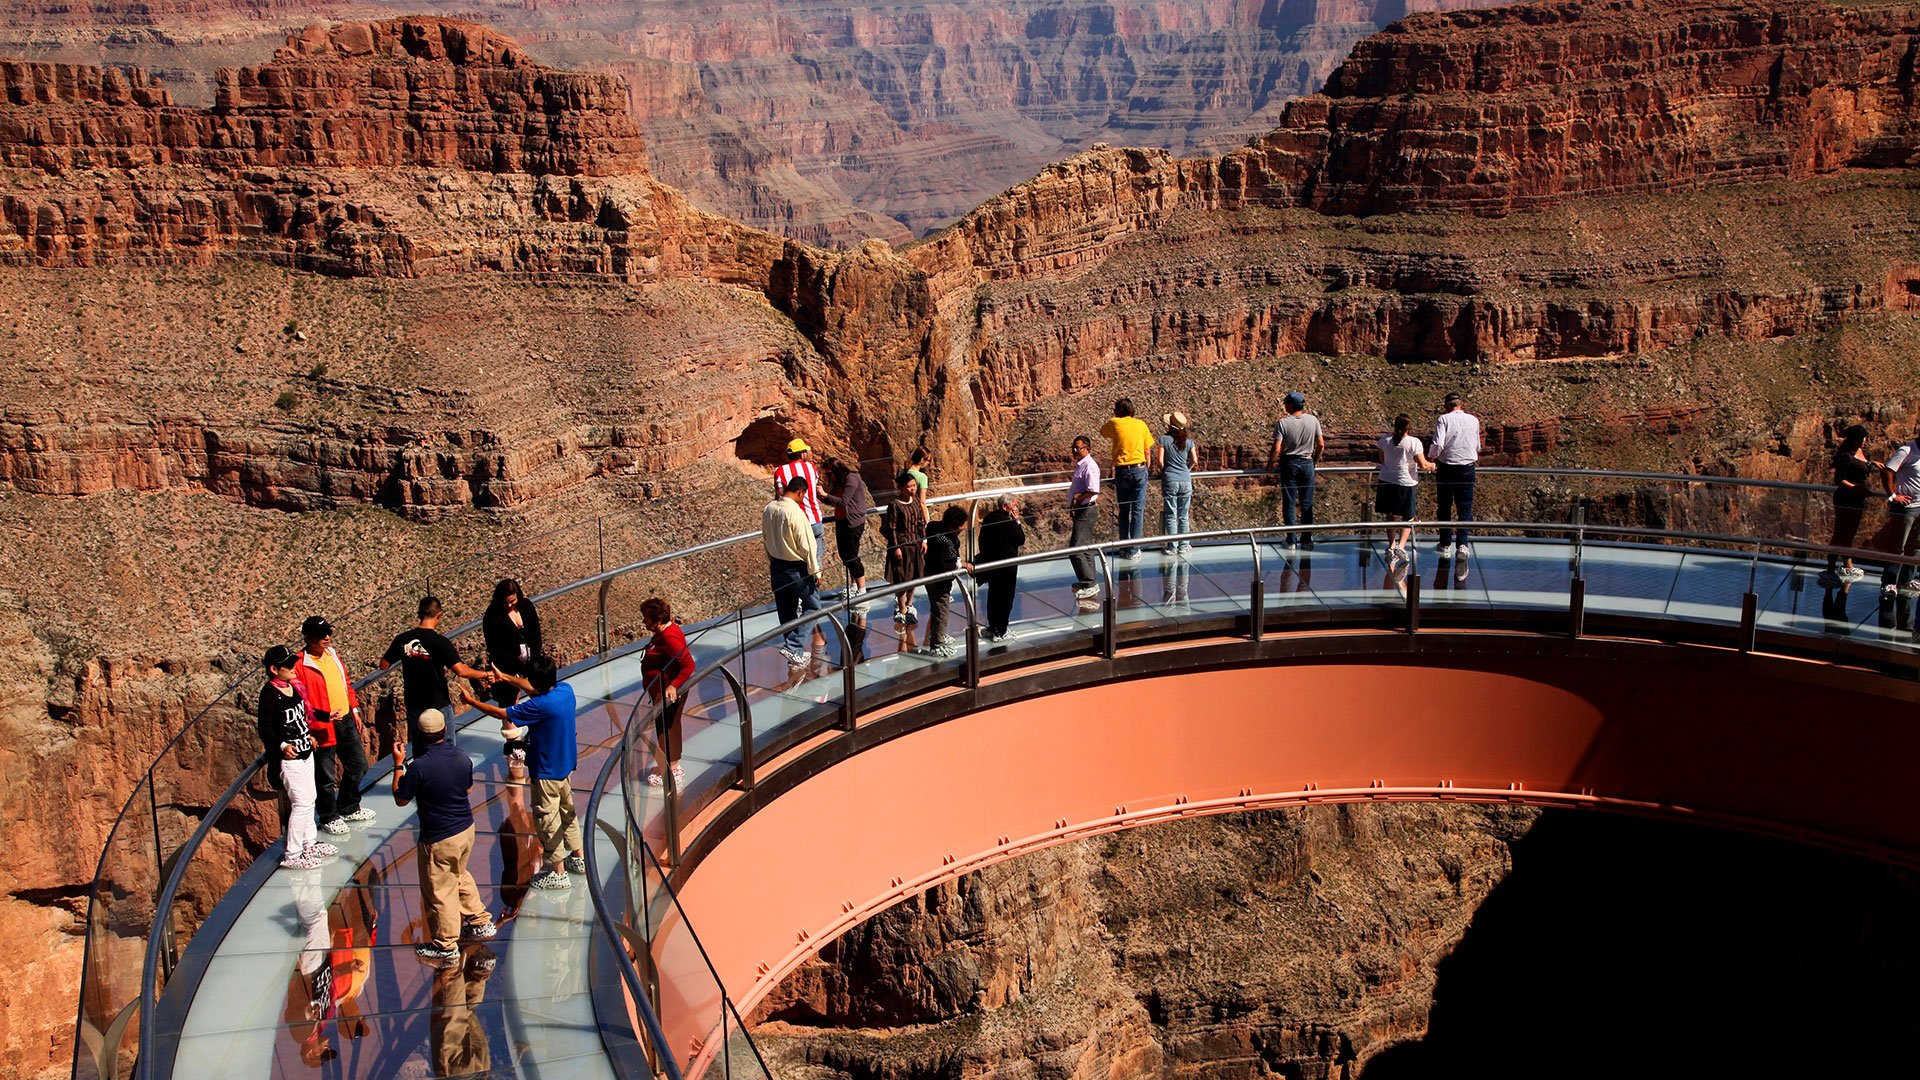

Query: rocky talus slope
<box><xmin>5</xmin><ymin>1</ymin><xmax>1920</xmax><ymax>1075</ymax></box>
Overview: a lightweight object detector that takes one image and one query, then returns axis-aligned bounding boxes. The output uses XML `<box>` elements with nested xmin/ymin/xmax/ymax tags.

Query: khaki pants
<box><xmin>418</xmin><ymin>824</ymin><xmax>488</xmax><ymax>950</ymax></box>
<box><xmin>533</xmin><ymin>778</ymin><xmax>582</xmax><ymax>866</ymax></box>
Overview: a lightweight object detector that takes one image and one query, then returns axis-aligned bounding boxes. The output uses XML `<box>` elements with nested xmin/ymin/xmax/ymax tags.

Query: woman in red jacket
<box><xmin>640</xmin><ymin>597</ymin><xmax>695</xmax><ymax>788</ymax></box>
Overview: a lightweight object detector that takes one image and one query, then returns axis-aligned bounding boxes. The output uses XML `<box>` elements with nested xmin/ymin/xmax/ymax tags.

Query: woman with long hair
<box><xmin>482</xmin><ymin>579</ymin><xmax>541</xmax><ymax>708</ymax></box>
<box><xmin>640</xmin><ymin>597</ymin><xmax>694</xmax><ymax>787</ymax></box>
<box><xmin>1826</xmin><ymin>424</ymin><xmax>1880</xmax><ymax>583</ymax></box>
<box><xmin>1377</xmin><ymin>413</ymin><xmax>1436</xmax><ymax>560</ymax></box>
<box><xmin>883</xmin><ymin>471</ymin><xmax>926</xmax><ymax>625</ymax></box>
<box><xmin>1153</xmin><ymin>410</ymin><xmax>1197</xmax><ymax>553</ymax></box>
<box><xmin>819</xmin><ymin>459</ymin><xmax>872</xmax><ymax>608</ymax></box>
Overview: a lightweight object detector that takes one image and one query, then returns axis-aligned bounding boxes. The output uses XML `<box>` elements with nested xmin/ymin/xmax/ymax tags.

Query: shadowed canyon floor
<box><xmin>7</xmin><ymin>0</ymin><xmax>1920</xmax><ymax>1075</ymax></box>
<box><xmin>751</xmin><ymin>807</ymin><xmax>1920</xmax><ymax>1080</ymax></box>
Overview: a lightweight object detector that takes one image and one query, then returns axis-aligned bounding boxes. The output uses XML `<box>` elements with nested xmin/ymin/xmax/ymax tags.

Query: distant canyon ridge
<box><xmin>7</xmin><ymin>1</ymin><xmax>1920</xmax><ymax>1076</ymax></box>
<box><xmin>0</xmin><ymin>0</ymin><xmax>1504</xmax><ymax>245</ymax></box>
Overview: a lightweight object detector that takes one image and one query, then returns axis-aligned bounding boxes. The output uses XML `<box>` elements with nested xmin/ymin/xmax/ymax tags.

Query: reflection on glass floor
<box><xmin>164</xmin><ymin>535</ymin><xmax>1920</xmax><ymax>1079</ymax></box>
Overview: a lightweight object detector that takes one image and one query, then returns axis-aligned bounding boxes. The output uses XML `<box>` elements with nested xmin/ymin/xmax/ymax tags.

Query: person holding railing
<box><xmin>1100</xmin><ymin>398</ymin><xmax>1154</xmax><ymax>558</ymax></box>
<box><xmin>258</xmin><ymin>644</ymin><xmax>332</xmax><ymax>870</ymax></box>
<box><xmin>922</xmin><ymin>506</ymin><xmax>973</xmax><ymax>658</ymax></box>
<box><xmin>1825</xmin><ymin>425</ymin><xmax>1878</xmax><ymax>584</ymax></box>
<box><xmin>1267</xmin><ymin>391</ymin><xmax>1324</xmax><ymax>550</ymax></box>
<box><xmin>820</xmin><ymin>460</ymin><xmax>873</xmax><ymax>610</ymax></box>
<box><xmin>1878</xmin><ymin>431</ymin><xmax>1920</xmax><ymax>600</ymax></box>
<box><xmin>883</xmin><ymin>471</ymin><xmax>926</xmax><ymax>628</ymax></box>
<box><xmin>389</xmin><ymin>708</ymin><xmax>496</xmax><ymax>963</ymax></box>
<box><xmin>294</xmin><ymin>616</ymin><xmax>372</xmax><ymax>837</ymax></box>
<box><xmin>1377</xmin><ymin>413</ymin><xmax>1437</xmax><ymax>563</ymax></box>
<box><xmin>1154</xmin><ymin>410</ymin><xmax>1196</xmax><ymax>554</ymax></box>
<box><xmin>977</xmin><ymin>493</ymin><xmax>1025</xmax><ymax>642</ymax></box>
<box><xmin>1068</xmin><ymin>435</ymin><xmax>1101</xmax><ymax>600</ymax></box>
<box><xmin>766</xmin><ymin>474</ymin><xmax>828</xmax><ymax>665</ymax></box>
<box><xmin>640</xmin><ymin>597</ymin><xmax>694</xmax><ymax>788</ymax></box>
<box><xmin>1429</xmin><ymin>392</ymin><xmax>1483</xmax><ymax>559</ymax></box>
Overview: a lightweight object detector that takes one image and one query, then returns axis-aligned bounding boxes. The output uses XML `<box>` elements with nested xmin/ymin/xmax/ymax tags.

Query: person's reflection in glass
<box><xmin>283</xmin><ymin>867</ymin><xmax>337</xmax><ymax>1072</ymax></box>
<box><xmin>1278</xmin><ymin>556</ymin><xmax>1312</xmax><ymax>595</ymax></box>
<box><xmin>430</xmin><ymin>944</ymin><xmax>495</xmax><ymax>1078</ymax></box>
<box><xmin>1159</xmin><ymin>550</ymin><xmax>1190</xmax><ymax>613</ymax></box>
<box><xmin>495</xmin><ymin>754</ymin><xmax>537</xmax><ymax>923</ymax></box>
<box><xmin>846</xmin><ymin>606</ymin><xmax>870</xmax><ymax>664</ymax></box>
<box><xmin>1384</xmin><ymin>552</ymin><xmax>1411</xmax><ymax>600</ymax></box>
<box><xmin>1822</xmin><ymin>579</ymin><xmax>1855</xmax><ymax>635</ymax></box>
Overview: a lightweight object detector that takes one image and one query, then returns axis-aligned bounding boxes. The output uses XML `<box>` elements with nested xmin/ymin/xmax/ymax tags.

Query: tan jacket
<box><xmin>762</xmin><ymin>496</ymin><xmax>821</xmax><ymax>577</ymax></box>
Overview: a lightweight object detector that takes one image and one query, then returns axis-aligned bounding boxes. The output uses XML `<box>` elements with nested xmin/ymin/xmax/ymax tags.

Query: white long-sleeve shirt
<box><xmin>762</xmin><ymin>497</ymin><xmax>821</xmax><ymax>576</ymax></box>
<box><xmin>1430</xmin><ymin>409</ymin><xmax>1482</xmax><ymax>465</ymax></box>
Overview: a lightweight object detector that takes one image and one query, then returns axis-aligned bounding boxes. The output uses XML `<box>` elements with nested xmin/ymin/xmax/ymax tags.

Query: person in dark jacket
<box><xmin>392</xmin><ymin>708</ymin><xmax>495</xmax><ymax>962</ymax></box>
<box><xmin>481</xmin><ymin>579</ymin><xmax>541</xmax><ymax>707</ymax></box>
<box><xmin>259</xmin><ymin>644</ymin><xmax>332</xmax><ymax>869</ymax></box>
<box><xmin>639</xmin><ymin>596</ymin><xmax>695</xmax><ymax>788</ymax></box>
<box><xmin>819</xmin><ymin>460</ymin><xmax>873</xmax><ymax>610</ymax></box>
<box><xmin>922</xmin><ymin>505</ymin><xmax>973</xmax><ymax>658</ymax></box>
<box><xmin>976</xmin><ymin>494</ymin><xmax>1026</xmax><ymax>642</ymax></box>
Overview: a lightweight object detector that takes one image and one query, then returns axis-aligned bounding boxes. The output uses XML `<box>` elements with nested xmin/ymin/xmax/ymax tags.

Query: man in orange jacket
<box><xmin>294</xmin><ymin>616</ymin><xmax>373</xmax><ymax>834</ymax></box>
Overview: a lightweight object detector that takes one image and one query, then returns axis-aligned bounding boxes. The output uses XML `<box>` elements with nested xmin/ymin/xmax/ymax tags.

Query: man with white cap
<box><xmin>391</xmin><ymin>707</ymin><xmax>495</xmax><ymax>963</ymax></box>
<box><xmin>774</xmin><ymin>437</ymin><xmax>826</xmax><ymax>555</ymax></box>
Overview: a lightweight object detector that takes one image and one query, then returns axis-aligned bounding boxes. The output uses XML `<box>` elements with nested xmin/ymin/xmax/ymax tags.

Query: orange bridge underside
<box><xmin>654</xmin><ymin>648</ymin><xmax>1918</xmax><ymax>1062</ymax></box>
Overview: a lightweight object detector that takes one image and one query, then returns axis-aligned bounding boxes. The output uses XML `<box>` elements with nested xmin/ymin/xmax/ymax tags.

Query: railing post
<box><xmin>149</xmin><ymin>777</ymin><xmax>174</xmax><ymax>978</ymax></box>
<box><xmin>961</xmin><ymin>575</ymin><xmax>980</xmax><ymax>689</ymax></box>
<box><xmin>1248</xmin><ymin>532</ymin><xmax>1266</xmax><ymax>642</ymax></box>
<box><xmin>1099</xmin><ymin>550</ymin><xmax>1118</xmax><ymax>660</ymax></box>
<box><xmin>717</xmin><ymin>666</ymin><xmax>755</xmax><ymax>792</ymax></box>
<box><xmin>1739</xmin><ymin>591</ymin><xmax>1759</xmax><ymax>652</ymax></box>
<box><xmin>1569</xmin><ymin>575</ymin><xmax>1586</xmax><ymax>639</ymax></box>
<box><xmin>596</xmin><ymin>578</ymin><xmax>612</xmax><ymax>657</ymax></box>
<box><xmin>817</xmin><ymin>609</ymin><xmax>857</xmax><ymax>731</ymax></box>
<box><xmin>660</xmin><ymin>735</ymin><xmax>683</xmax><ymax>868</ymax></box>
<box><xmin>1405</xmin><ymin>572</ymin><xmax>1421</xmax><ymax>634</ymax></box>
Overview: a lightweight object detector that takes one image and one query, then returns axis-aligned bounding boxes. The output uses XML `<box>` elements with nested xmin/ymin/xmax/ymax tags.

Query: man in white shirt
<box><xmin>1879</xmin><ymin>433</ymin><xmax>1920</xmax><ymax>599</ymax></box>
<box><xmin>1068</xmin><ymin>435</ymin><xmax>1101</xmax><ymax>598</ymax></box>
<box><xmin>763</xmin><ymin>476</ymin><xmax>824</xmax><ymax>666</ymax></box>
<box><xmin>1429</xmin><ymin>393</ymin><xmax>1483</xmax><ymax>559</ymax></box>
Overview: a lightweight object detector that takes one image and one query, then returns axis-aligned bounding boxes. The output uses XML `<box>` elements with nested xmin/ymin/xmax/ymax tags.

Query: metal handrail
<box><xmin>90</xmin><ymin>465</ymin><xmax>1894</xmax><ymax>1080</ymax></box>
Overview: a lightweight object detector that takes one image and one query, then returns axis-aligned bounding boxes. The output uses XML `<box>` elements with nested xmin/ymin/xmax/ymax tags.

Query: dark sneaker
<box><xmin>563</xmin><ymin>854</ymin><xmax>588</xmax><ymax>875</ymax></box>
<box><xmin>462</xmin><ymin>920</ymin><xmax>497</xmax><ymax>941</ymax></box>
<box><xmin>415</xmin><ymin>943</ymin><xmax>460</xmax><ymax>964</ymax></box>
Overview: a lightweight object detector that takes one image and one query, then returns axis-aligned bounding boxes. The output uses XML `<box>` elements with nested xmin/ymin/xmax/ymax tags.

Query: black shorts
<box><xmin>1376</xmin><ymin>482</ymin><xmax>1417</xmax><ymax>519</ymax></box>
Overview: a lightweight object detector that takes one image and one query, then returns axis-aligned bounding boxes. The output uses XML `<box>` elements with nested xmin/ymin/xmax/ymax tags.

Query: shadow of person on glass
<box><xmin>430</xmin><ymin>944</ymin><xmax>496</xmax><ymax>1078</ymax></box>
<box><xmin>1821</xmin><ymin>579</ymin><xmax>1855</xmax><ymax>635</ymax></box>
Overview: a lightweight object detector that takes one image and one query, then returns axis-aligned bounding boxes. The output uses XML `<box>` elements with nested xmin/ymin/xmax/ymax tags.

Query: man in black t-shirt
<box><xmin>381</xmin><ymin>596</ymin><xmax>494</xmax><ymax>755</ymax></box>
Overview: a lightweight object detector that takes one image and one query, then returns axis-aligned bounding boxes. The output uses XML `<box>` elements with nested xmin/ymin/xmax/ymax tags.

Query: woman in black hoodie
<box><xmin>482</xmin><ymin>578</ymin><xmax>542</xmax><ymax>707</ymax></box>
<box><xmin>259</xmin><ymin>644</ymin><xmax>332</xmax><ymax>869</ymax></box>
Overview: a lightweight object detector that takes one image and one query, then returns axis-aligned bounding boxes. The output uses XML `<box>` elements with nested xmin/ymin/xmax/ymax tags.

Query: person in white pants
<box><xmin>260</xmin><ymin>645</ymin><xmax>335</xmax><ymax>869</ymax></box>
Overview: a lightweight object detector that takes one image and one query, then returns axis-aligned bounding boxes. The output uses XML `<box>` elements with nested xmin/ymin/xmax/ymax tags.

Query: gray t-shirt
<box><xmin>1273</xmin><ymin>413</ymin><xmax>1322</xmax><ymax>458</ymax></box>
<box><xmin>1157</xmin><ymin>434</ymin><xmax>1193</xmax><ymax>485</ymax></box>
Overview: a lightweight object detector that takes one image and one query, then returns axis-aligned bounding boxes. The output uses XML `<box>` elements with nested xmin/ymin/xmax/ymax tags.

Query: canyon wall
<box><xmin>5</xmin><ymin>2</ymin><xmax>1920</xmax><ymax>1075</ymax></box>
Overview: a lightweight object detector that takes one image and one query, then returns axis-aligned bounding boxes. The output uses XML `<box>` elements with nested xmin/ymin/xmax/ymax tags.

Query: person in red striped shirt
<box><xmin>773</xmin><ymin>438</ymin><xmax>826</xmax><ymax>556</ymax></box>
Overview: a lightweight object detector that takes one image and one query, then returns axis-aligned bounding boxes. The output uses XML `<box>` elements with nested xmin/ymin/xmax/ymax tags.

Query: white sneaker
<box><xmin>308</xmin><ymin>841</ymin><xmax>340</xmax><ymax>858</ymax></box>
<box><xmin>1455</xmin><ymin>544</ymin><xmax>1472</xmax><ymax>558</ymax></box>
<box><xmin>1436</xmin><ymin>543</ymin><xmax>1457</xmax><ymax>559</ymax></box>
<box><xmin>319</xmin><ymin>818</ymin><xmax>349</xmax><ymax>836</ymax></box>
<box><xmin>1073</xmin><ymin>585</ymin><xmax>1098</xmax><ymax>599</ymax></box>
<box><xmin>280</xmin><ymin>849</ymin><xmax>325</xmax><ymax>870</ymax></box>
<box><xmin>342</xmin><ymin>807</ymin><xmax>377</xmax><ymax>823</ymax></box>
<box><xmin>777</xmin><ymin>646</ymin><xmax>810</xmax><ymax>666</ymax></box>
<box><xmin>1884</xmin><ymin>583</ymin><xmax>1901</xmax><ymax>598</ymax></box>
<box><xmin>1844</xmin><ymin>566</ymin><xmax>1868</xmax><ymax>581</ymax></box>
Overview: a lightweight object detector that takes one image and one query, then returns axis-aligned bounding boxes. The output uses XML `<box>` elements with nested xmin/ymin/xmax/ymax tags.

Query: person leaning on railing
<box><xmin>1878</xmin><ymin>430</ymin><xmax>1920</xmax><ymax>599</ymax></box>
<box><xmin>1100</xmin><ymin>397</ymin><xmax>1154</xmax><ymax>558</ymax></box>
<box><xmin>976</xmin><ymin>493</ymin><xmax>1025</xmax><ymax>642</ymax></box>
<box><xmin>1825</xmin><ymin>425</ymin><xmax>1878</xmax><ymax>584</ymax></box>
<box><xmin>922</xmin><ymin>506</ymin><xmax>973</xmax><ymax>658</ymax></box>
<box><xmin>1154</xmin><ymin>411</ymin><xmax>1196</xmax><ymax>554</ymax></box>
<box><xmin>639</xmin><ymin>596</ymin><xmax>694</xmax><ymax>788</ymax></box>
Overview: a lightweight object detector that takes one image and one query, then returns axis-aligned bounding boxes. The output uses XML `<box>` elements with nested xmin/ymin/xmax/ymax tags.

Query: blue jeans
<box><xmin>769</xmin><ymin>558</ymin><xmax>822</xmax><ymax>654</ymax></box>
<box><xmin>1436</xmin><ymin>463</ymin><xmax>1477</xmax><ymax>547</ymax></box>
<box><xmin>1161</xmin><ymin>482</ymin><xmax>1192</xmax><ymax>545</ymax></box>
<box><xmin>1114</xmin><ymin>464</ymin><xmax>1147</xmax><ymax>554</ymax></box>
<box><xmin>1281</xmin><ymin>457</ymin><xmax>1315</xmax><ymax>544</ymax></box>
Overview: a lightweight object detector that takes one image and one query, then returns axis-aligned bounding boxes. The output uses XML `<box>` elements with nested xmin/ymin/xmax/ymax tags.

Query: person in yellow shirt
<box><xmin>1099</xmin><ymin>398</ymin><xmax>1154</xmax><ymax>558</ymax></box>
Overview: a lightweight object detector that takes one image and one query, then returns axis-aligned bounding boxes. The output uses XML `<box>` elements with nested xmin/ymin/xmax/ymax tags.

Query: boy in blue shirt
<box><xmin>462</xmin><ymin>654</ymin><xmax>581</xmax><ymax>890</ymax></box>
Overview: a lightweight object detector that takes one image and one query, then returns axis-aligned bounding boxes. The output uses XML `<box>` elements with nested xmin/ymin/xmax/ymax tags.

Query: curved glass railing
<box><xmin>81</xmin><ymin>465</ymin><xmax>1916</xmax><ymax>1080</ymax></box>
